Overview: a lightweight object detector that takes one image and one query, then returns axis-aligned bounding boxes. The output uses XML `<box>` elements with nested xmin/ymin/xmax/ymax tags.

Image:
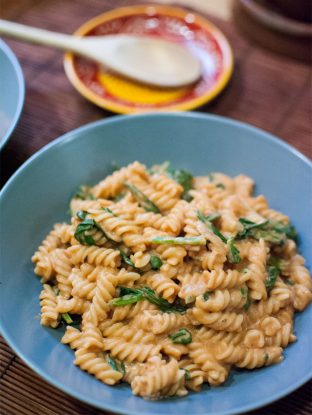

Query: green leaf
<box><xmin>150</xmin><ymin>236</ymin><xmax>206</xmax><ymax>246</ymax></box>
<box><xmin>125</xmin><ymin>182</ymin><xmax>160</xmax><ymax>213</ymax></box>
<box><xmin>205</xmin><ymin>212</ymin><xmax>221</xmax><ymax>222</ymax></box>
<box><xmin>182</xmin><ymin>193</ymin><xmax>193</xmax><ymax>202</ymax></box>
<box><xmin>236</xmin><ymin>219</ymin><xmax>297</xmax><ymax>245</ymax></box>
<box><xmin>267</xmin><ymin>256</ymin><xmax>282</xmax><ymax>269</ymax></box>
<box><xmin>112</xmin><ymin>286</ymin><xmax>187</xmax><ymax>313</ymax></box>
<box><xmin>73</xmin><ymin>185</ymin><xmax>95</xmax><ymax>200</ymax></box>
<box><xmin>202</xmin><ymin>291</ymin><xmax>212</xmax><ymax>301</ymax></box>
<box><xmin>227</xmin><ymin>238</ymin><xmax>241</xmax><ymax>264</ymax></box>
<box><xmin>109</xmin><ymin>293</ymin><xmax>144</xmax><ymax>307</ymax></box>
<box><xmin>197</xmin><ymin>210</ymin><xmax>240</xmax><ymax>261</ymax></box>
<box><xmin>236</xmin><ymin>218</ymin><xmax>269</xmax><ymax>240</ymax></box>
<box><xmin>216</xmin><ymin>183</ymin><xmax>225</xmax><ymax>189</ymax></box>
<box><xmin>239</xmin><ymin>218</ymin><xmax>266</xmax><ymax>228</ymax></box>
<box><xmin>185</xmin><ymin>295</ymin><xmax>195</xmax><ymax>304</ymax></box>
<box><xmin>102</xmin><ymin>207</ymin><xmax>119</xmax><ymax>217</ymax></box>
<box><xmin>243</xmin><ymin>296</ymin><xmax>251</xmax><ymax>311</ymax></box>
<box><xmin>265</xmin><ymin>266</ymin><xmax>279</xmax><ymax>291</ymax></box>
<box><xmin>74</xmin><ymin>211</ymin><xmax>116</xmax><ymax>245</ymax></box>
<box><xmin>240</xmin><ymin>287</ymin><xmax>247</xmax><ymax>296</ymax></box>
<box><xmin>119</xmin><ymin>249</ymin><xmax>135</xmax><ymax>267</ymax></box>
<box><xmin>184</xmin><ymin>369</ymin><xmax>192</xmax><ymax>381</ymax></box>
<box><xmin>107</xmin><ymin>355</ymin><xmax>126</xmax><ymax>375</ymax></box>
<box><xmin>164</xmin><ymin>164</ymin><xmax>193</xmax><ymax>201</ymax></box>
<box><xmin>150</xmin><ymin>255</ymin><xmax>163</xmax><ymax>270</ymax></box>
<box><xmin>197</xmin><ymin>210</ymin><xmax>227</xmax><ymax>243</ymax></box>
<box><xmin>169</xmin><ymin>328</ymin><xmax>192</xmax><ymax>344</ymax></box>
<box><xmin>120</xmin><ymin>361</ymin><xmax>126</xmax><ymax>376</ymax></box>
<box><xmin>118</xmin><ymin>286</ymin><xmax>138</xmax><ymax>296</ymax></box>
<box><xmin>140</xmin><ymin>287</ymin><xmax>186</xmax><ymax>313</ymax></box>
<box><xmin>264</xmin><ymin>352</ymin><xmax>269</xmax><ymax>364</ymax></box>
<box><xmin>107</xmin><ymin>355</ymin><xmax>118</xmax><ymax>371</ymax></box>
<box><xmin>74</xmin><ymin>219</ymin><xmax>97</xmax><ymax>245</ymax></box>
<box><xmin>271</xmin><ymin>222</ymin><xmax>297</xmax><ymax>241</ymax></box>
<box><xmin>250</xmin><ymin>228</ymin><xmax>286</xmax><ymax>244</ymax></box>
<box><xmin>240</xmin><ymin>287</ymin><xmax>251</xmax><ymax>310</ymax></box>
<box><xmin>76</xmin><ymin>210</ymin><xmax>88</xmax><ymax>220</ymax></box>
<box><xmin>61</xmin><ymin>313</ymin><xmax>73</xmax><ymax>325</ymax></box>
<box><xmin>285</xmin><ymin>279</ymin><xmax>295</xmax><ymax>286</ymax></box>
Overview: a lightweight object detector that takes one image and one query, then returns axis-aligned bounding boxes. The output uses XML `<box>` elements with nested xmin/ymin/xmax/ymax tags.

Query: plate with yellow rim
<box><xmin>64</xmin><ymin>5</ymin><xmax>233</xmax><ymax>114</ymax></box>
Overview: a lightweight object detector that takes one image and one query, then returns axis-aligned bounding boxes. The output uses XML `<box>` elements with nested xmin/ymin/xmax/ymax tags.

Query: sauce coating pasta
<box><xmin>32</xmin><ymin>161</ymin><xmax>312</xmax><ymax>400</ymax></box>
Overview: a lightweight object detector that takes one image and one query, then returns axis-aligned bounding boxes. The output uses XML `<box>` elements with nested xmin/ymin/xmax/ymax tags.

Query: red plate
<box><xmin>64</xmin><ymin>5</ymin><xmax>233</xmax><ymax>113</ymax></box>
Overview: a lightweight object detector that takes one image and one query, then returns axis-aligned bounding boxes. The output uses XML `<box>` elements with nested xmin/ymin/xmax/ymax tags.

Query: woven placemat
<box><xmin>1</xmin><ymin>336</ymin><xmax>311</xmax><ymax>415</ymax></box>
<box><xmin>1</xmin><ymin>0</ymin><xmax>311</xmax><ymax>414</ymax></box>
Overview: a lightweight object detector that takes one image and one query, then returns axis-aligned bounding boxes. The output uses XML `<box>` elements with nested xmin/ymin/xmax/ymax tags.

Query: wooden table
<box><xmin>0</xmin><ymin>1</ymin><xmax>311</xmax><ymax>414</ymax></box>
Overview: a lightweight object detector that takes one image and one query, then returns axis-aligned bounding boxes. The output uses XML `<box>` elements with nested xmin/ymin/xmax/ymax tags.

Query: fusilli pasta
<box><xmin>32</xmin><ymin>161</ymin><xmax>311</xmax><ymax>399</ymax></box>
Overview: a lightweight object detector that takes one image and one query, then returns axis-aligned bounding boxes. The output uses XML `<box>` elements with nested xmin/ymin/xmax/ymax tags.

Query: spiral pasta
<box><xmin>32</xmin><ymin>161</ymin><xmax>311</xmax><ymax>399</ymax></box>
<box><xmin>137</xmin><ymin>310</ymin><xmax>190</xmax><ymax>334</ymax></box>
<box><xmin>39</xmin><ymin>284</ymin><xmax>59</xmax><ymax>328</ymax></box>
<box><xmin>74</xmin><ymin>348</ymin><xmax>123</xmax><ymax>385</ymax></box>
<box><xmin>131</xmin><ymin>359</ymin><xmax>187</xmax><ymax>399</ymax></box>
<box><xmin>67</xmin><ymin>245</ymin><xmax>121</xmax><ymax>268</ymax></box>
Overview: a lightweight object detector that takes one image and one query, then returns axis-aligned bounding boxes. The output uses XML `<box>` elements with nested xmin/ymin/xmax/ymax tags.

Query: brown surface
<box><xmin>0</xmin><ymin>0</ymin><xmax>311</xmax><ymax>414</ymax></box>
<box><xmin>233</xmin><ymin>1</ymin><xmax>312</xmax><ymax>62</ymax></box>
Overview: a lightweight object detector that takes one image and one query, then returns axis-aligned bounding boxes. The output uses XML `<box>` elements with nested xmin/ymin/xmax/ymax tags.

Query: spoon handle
<box><xmin>0</xmin><ymin>19</ymin><xmax>82</xmax><ymax>52</ymax></box>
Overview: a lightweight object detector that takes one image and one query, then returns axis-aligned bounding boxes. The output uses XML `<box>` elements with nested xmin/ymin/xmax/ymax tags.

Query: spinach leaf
<box><xmin>197</xmin><ymin>210</ymin><xmax>241</xmax><ymax>263</ymax></box>
<box><xmin>236</xmin><ymin>218</ymin><xmax>269</xmax><ymax>240</ymax></box>
<box><xmin>109</xmin><ymin>293</ymin><xmax>144</xmax><ymax>306</ymax></box>
<box><xmin>107</xmin><ymin>355</ymin><xmax>126</xmax><ymax>375</ymax></box>
<box><xmin>169</xmin><ymin>328</ymin><xmax>192</xmax><ymax>344</ymax></box>
<box><xmin>125</xmin><ymin>183</ymin><xmax>160</xmax><ymax>213</ymax></box>
<box><xmin>265</xmin><ymin>266</ymin><xmax>279</xmax><ymax>291</ymax></box>
<box><xmin>150</xmin><ymin>255</ymin><xmax>163</xmax><ymax>270</ymax></box>
<box><xmin>76</xmin><ymin>210</ymin><xmax>88</xmax><ymax>220</ymax></box>
<box><xmin>74</xmin><ymin>219</ymin><xmax>98</xmax><ymax>245</ymax></box>
<box><xmin>202</xmin><ymin>291</ymin><xmax>212</xmax><ymax>301</ymax></box>
<box><xmin>197</xmin><ymin>210</ymin><xmax>227</xmax><ymax>243</ymax></box>
<box><xmin>73</xmin><ymin>185</ymin><xmax>95</xmax><ymax>200</ymax></box>
<box><xmin>166</xmin><ymin>167</ymin><xmax>193</xmax><ymax>201</ymax></box>
<box><xmin>102</xmin><ymin>207</ymin><xmax>116</xmax><ymax>216</ymax></box>
<box><xmin>61</xmin><ymin>313</ymin><xmax>73</xmax><ymax>324</ymax></box>
<box><xmin>154</xmin><ymin>162</ymin><xmax>193</xmax><ymax>201</ymax></box>
<box><xmin>184</xmin><ymin>369</ymin><xmax>192</xmax><ymax>381</ymax></box>
<box><xmin>111</xmin><ymin>286</ymin><xmax>186</xmax><ymax>313</ymax></box>
<box><xmin>240</xmin><ymin>287</ymin><xmax>251</xmax><ymax>311</ymax></box>
<box><xmin>119</xmin><ymin>249</ymin><xmax>135</xmax><ymax>267</ymax></box>
<box><xmin>227</xmin><ymin>238</ymin><xmax>241</xmax><ymax>264</ymax></box>
<box><xmin>150</xmin><ymin>236</ymin><xmax>206</xmax><ymax>246</ymax></box>
<box><xmin>267</xmin><ymin>256</ymin><xmax>282</xmax><ymax>269</ymax></box>
<box><xmin>236</xmin><ymin>218</ymin><xmax>297</xmax><ymax>245</ymax></box>
<box><xmin>61</xmin><ymin>313</ymin><xmax>81</xmax><ymax>327</ymax></box>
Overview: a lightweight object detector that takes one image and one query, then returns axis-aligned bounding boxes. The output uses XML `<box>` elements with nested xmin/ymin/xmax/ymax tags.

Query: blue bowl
<box><xmin>0</xmin><ymin>113</ymin><xmax>311</xmax><ymax>415</ymax></box>
<box><xmin>0</xmin><ymin>39</ymin><xmax>25</xmax><ymax>150</ymax></box>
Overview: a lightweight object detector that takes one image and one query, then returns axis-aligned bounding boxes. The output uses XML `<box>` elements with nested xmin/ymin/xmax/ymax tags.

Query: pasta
<box><xmin>32</xmin><ymin>161</ymin><xmax>311</xmax><ymax>400</ymax></box>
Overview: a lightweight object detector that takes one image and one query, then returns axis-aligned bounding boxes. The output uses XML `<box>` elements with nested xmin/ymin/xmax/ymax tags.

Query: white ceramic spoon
<box><xmin>0</xmin><ymin>19</ymin><xmax>201</xmax><ymax>88</ymax></box>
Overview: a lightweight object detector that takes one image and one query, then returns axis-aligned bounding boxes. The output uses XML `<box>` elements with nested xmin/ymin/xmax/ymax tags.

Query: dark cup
<box><xmin>270</xmin><ymin>0</ymin><xmax>311</xmax><ymax>22</ymax></box>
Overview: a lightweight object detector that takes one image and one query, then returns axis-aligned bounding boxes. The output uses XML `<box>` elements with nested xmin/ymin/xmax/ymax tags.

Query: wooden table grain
<box><xmin>0</xmin><ymin>1</ymin><xmax>311</xmax><ymax>414</ymax></box>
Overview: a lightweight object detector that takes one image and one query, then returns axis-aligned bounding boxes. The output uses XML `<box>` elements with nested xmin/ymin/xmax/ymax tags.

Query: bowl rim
<box><xmin>63</xmin><ymin>4</ymin><xmax>234</xmax><ymax>114</ymax></box>
<box><xmin>0</xmin><ymin>112</ymin><xmax>311</xmax><ymax>415</ymax></box>
<box><xmin>0</xmin><ymin>39</ymin><xmax>25</xmax><ymax>151</ymax></box>
<box><xmin>239</xmin><ymin>0</ymin><xmax>312</xmax><ymax>36</ymax></box>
